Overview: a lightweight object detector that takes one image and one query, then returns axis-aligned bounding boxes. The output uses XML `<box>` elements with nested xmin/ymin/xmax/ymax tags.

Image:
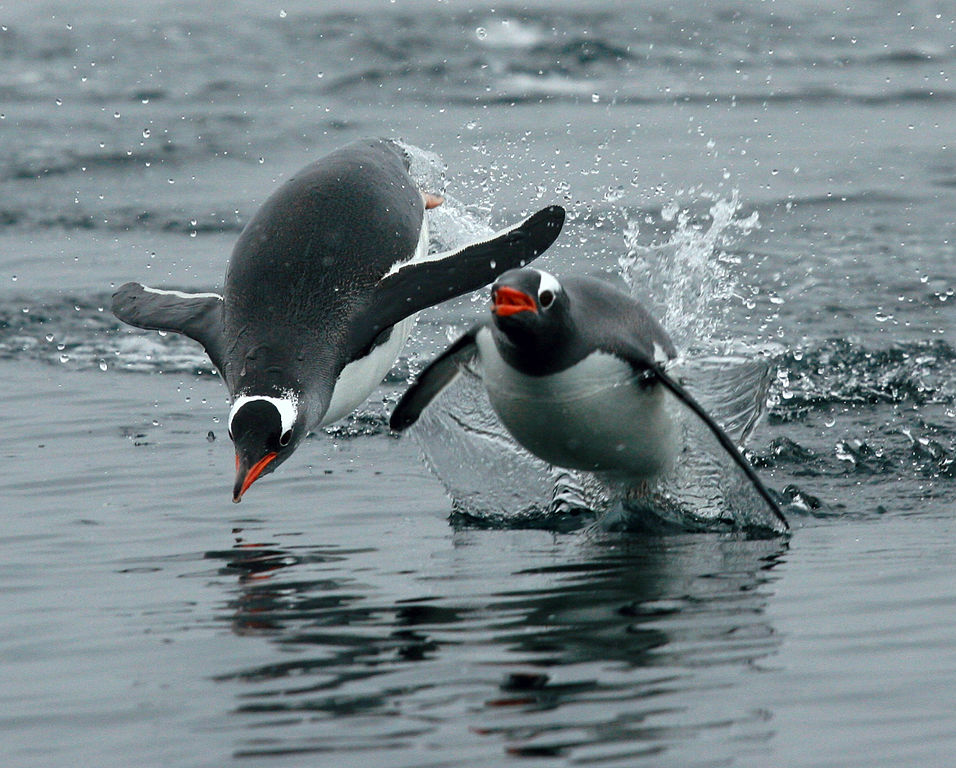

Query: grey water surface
<box><xmin>1</xmin><ymin>1</ymin><xmax>954</xmax><ymax>766</ymax></box>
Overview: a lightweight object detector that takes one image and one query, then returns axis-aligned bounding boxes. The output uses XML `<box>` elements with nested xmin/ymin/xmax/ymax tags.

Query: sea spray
<box><xmin>618</xmin><ymin>191</ymin><xmax>761</xmax><ymax>353</ymax></box>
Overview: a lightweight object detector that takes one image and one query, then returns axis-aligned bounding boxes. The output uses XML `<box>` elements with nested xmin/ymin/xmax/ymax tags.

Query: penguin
<box><xmin>390</xmin><ymin>267</ymin><xmax>788</xmax><ymax>529</ymax></box>
<box><xmin>112</xmin><ymin>139</ymin><xmax>565</xmax><ymax>502</ymax></box>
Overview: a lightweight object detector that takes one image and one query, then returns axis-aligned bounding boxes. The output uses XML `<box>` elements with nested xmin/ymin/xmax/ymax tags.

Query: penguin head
<box><xmin>228</xmin><ymin>395</ymin><xmax>303</xmax><ymax>502</ymax></box>
<box><xmin>490</xmin><ymin>268</ymin><xmax>567</xmax><ymax>344</ymax></box>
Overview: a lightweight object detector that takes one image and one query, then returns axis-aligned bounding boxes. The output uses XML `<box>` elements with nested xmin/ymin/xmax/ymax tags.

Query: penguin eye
<box><xmin>279</xmin><ymin>429</ymin><xmax>292</xmax><ymax>447</ymax></box>
<box><xmin>538</xmin><ymin>289</ymin><xmax>555</xmax><ymax>308</ymax></box>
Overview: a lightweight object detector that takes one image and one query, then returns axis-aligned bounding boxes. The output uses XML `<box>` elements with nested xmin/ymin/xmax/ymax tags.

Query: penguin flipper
<box><xmin>112</xmin><ymin>282</ymin><xmax>227</xmax><ymax>375</ymax></box>
<box><xmin>362</xmin><ymin>205</ymin><xmax>565</xmax><ymax>344</ymax></box>
<box><xmin>390</xmin><ymin>326</ymin><xmax>480</xmax><ymax>431</ymax></box>
<box><xmin>615</xmin><ymin>347</ymin><xmax>788</xmax><ymax>530</ymax></box>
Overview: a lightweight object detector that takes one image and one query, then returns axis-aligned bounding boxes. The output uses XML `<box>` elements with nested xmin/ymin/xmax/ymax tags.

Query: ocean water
<box><xmin>1</xmin><ymin>1</ymin><xmax>954</xmax><ymax>766</ymax></box>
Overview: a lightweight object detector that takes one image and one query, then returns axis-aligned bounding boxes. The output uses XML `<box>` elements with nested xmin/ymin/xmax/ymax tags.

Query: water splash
<box><xmin>396</xmin><ymin>140</ymin><xmax>497</xmax><ymax>254</ymax></box>
<box><xmin>619</xmin><ymin>191</ymin><xmax>760</xmax><ymax>352</ymax></box>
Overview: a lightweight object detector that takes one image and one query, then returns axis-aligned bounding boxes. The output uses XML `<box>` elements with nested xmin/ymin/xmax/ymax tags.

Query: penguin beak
<box><xmin>493</xmin><ymin>286</ymin><xmax>537</xmax><ymax>317</ymax></box>
<box><xmin>233</xmin><ymin>452</ymin><xmax>277</xmax><ymax>503</ymax></box>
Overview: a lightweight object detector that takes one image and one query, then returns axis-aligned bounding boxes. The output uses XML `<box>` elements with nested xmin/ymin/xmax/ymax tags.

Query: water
<box><xmin>1</xmin><ymin>0</ymin><xmax>954</xmax><ymax>765</ymax></box>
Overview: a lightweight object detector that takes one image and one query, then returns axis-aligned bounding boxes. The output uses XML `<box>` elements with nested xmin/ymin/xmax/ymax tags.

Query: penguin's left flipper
<box><xmin>390</xmin><ymin>326</ymin><xmax>480</xmax><ymax>431</ymax></box>
<box><xmin>111</xmin><ymin>282</ymin><xmax>227</xmax><ymax>376</ymax></box>
<box><xmin>617</xmin><ymin>346</ymin><xmax>788</xmax><ymax>530</ymax></box>
<box><xmin>357</xmin><ymin>206</ymin><xmax>565</xmax><ymax>350</ymax></box>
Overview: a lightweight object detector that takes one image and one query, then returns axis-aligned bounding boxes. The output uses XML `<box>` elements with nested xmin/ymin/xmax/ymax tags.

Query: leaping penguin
<box><xmin>390</xmin><ymin>267</ymin><xmax>788</xmax><ymax>529</ymax></box>
<box><xmin>112</xmin><ymin>139</ymin><xmax>565</xmax><ymax>501</ymax></box>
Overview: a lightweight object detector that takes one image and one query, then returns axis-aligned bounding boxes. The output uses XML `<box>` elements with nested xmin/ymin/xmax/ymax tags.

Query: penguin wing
<box><xmin>112</xmin><ymin>283</ymin><xmax>227</xmax><ymax>376</ymax></box>
<box><xmin>353</xmin><ymin>205</ymin><xmax>565</xmax><ymax>353</ymax></box>
<box><xmin>390</xmin><ymin>326</ymin><xmax>480</xmax><ymax>431</ymax></box>
<box><xmin>610</xmin><ymin>343</ymin><xmax>788</xmax><ymax>530</ymax></box>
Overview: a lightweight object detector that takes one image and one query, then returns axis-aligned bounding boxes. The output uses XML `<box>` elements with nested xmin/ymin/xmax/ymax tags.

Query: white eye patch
<box><xmin>535</xmin><ymin>269</ymin><xmax>561</xmax><ymax>302</ymax></box>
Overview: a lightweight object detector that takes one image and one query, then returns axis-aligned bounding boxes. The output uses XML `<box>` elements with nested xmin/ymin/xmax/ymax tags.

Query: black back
<box><xmin>221</xmin><ymin>138</ymin><xmax>422</xmax><ymax>400</ymax></box>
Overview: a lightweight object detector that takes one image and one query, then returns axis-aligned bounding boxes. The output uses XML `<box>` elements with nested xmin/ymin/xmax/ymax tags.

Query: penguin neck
<box><xmin>490</xmin><ymin>322</ymin><xmax>578</xmax><ymax>377</ymax></box>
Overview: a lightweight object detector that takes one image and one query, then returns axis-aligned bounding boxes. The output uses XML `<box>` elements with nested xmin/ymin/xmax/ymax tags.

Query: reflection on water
<box><xmin>207</xmin><ymin>531</ymin><xmax>787</xmax><ymax>764</ymax></box>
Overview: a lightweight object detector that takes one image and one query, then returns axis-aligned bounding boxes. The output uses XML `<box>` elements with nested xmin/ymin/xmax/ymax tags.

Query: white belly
<box><xmin>321</xmin><ymin>313</ymin><xmax>416</xmax><ymax>426</ymax></box>
<box><xmin>476</xmin><ymin>329</ymin><xmax>678</xmax><ymax>481</ymax></box>
<box><xmin>321</xmin><ymin>219</ymin><xmax>429</xmax><ymax>427</ymax></box>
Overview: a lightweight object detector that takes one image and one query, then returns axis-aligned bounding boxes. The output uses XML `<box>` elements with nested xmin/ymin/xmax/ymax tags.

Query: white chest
<box><xmin>475</xmin><ymin>329</ymin><xmax>678</xmax><ymax>481</ymax></box>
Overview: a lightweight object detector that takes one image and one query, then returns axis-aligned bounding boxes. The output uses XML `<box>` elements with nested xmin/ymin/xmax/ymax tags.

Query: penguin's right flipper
<box><xmin>646</xmin><ymin>362</ymin><xmax>789</xmax><ymax>531</ymax></box>
<box><xmin>607</xmin><ymin>340</ymin><xmax>788</xmax><ymax>530</ymax></box>
<box><xmin>363</xmin><ymin>206</ymin><xmax>565</xmax><ymax>345</ymax></box>
<box><xmin>390</xmin><ymin>326</ymin><xmax>480</xmax><ymax>431</ymax></box>
<box><xmin>112</xmin><ymin>283</ymin><xmax>227</xmax><ymax>375</ymax></box>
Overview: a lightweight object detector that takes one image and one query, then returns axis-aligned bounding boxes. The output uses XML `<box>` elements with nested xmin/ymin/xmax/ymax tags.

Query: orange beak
<box><xmin>233</xmin><ymin>452</ymin><xmax>277</xmax><ymax>503</ymax></box>
<box><xmin>492</xmin><ymin>286</ymin><xmax>537</xmax><ymax>317</ymax></box>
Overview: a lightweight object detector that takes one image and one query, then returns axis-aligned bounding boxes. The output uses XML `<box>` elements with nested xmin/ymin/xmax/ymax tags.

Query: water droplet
<box><xmin>55</xmin><ymin>98</ymin><xmax>62</xmax><ymax>106</ymax></box>
<box><xmin>59</xmin><ymin>354</ymin><xmax>70</xmax><ymax>364</ymax></box>
<box><xmin>591</xmin><ymin>93</ymin><xmax>600</xmax><ymax>103</ymax></box>
<box><xmin>113</xmin><ymin>111</ymin><xmax>121</xmax><ymax>119</ymax></box>
<box><xmin>45</xmin><ymin>334</ymin><xmax>54</xmax><ymax>343</ymax></box>
<box><xmin>258</xmin><ymin>156</ymin><xmax>264</xmax><ymax>164</ymax></box>
<box><xmin>142</xmin><ymin>128</ymin><xmax>150</xmax><ymax>138</ymax></box>
<box><xmin>279</xmin><ymin>8</ymin><xmax>287</xmax><ymax>17</ymax></box>
<box><xmin>10</xmin><ymin>274</ymin><xmax>16</xmax><ymax>282</ymax></box>
<box><xmin>167</xmin><ymin>178</ymin><xmax>175</xmax><ymax>184</ymax></box>
<box><xmin>98</xmin><ymin>360</ymin><xmax>108</xmax><ymax>372</ymax></box>
<box><xmin>475</xmin><ymin>26</ymin><xmax>487</xmax><ymax>40</ymax></box>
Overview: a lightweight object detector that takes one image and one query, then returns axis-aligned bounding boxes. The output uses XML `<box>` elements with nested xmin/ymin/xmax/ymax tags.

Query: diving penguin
<box><xmin>112</xmin><ymin>139</ymin><xmax>565</xmax><ymax>501</ymax></box>
<box><xmin>390</xmin><ymin>267</ymin><xmax>787</xmax><ymax>529</ymax></box>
